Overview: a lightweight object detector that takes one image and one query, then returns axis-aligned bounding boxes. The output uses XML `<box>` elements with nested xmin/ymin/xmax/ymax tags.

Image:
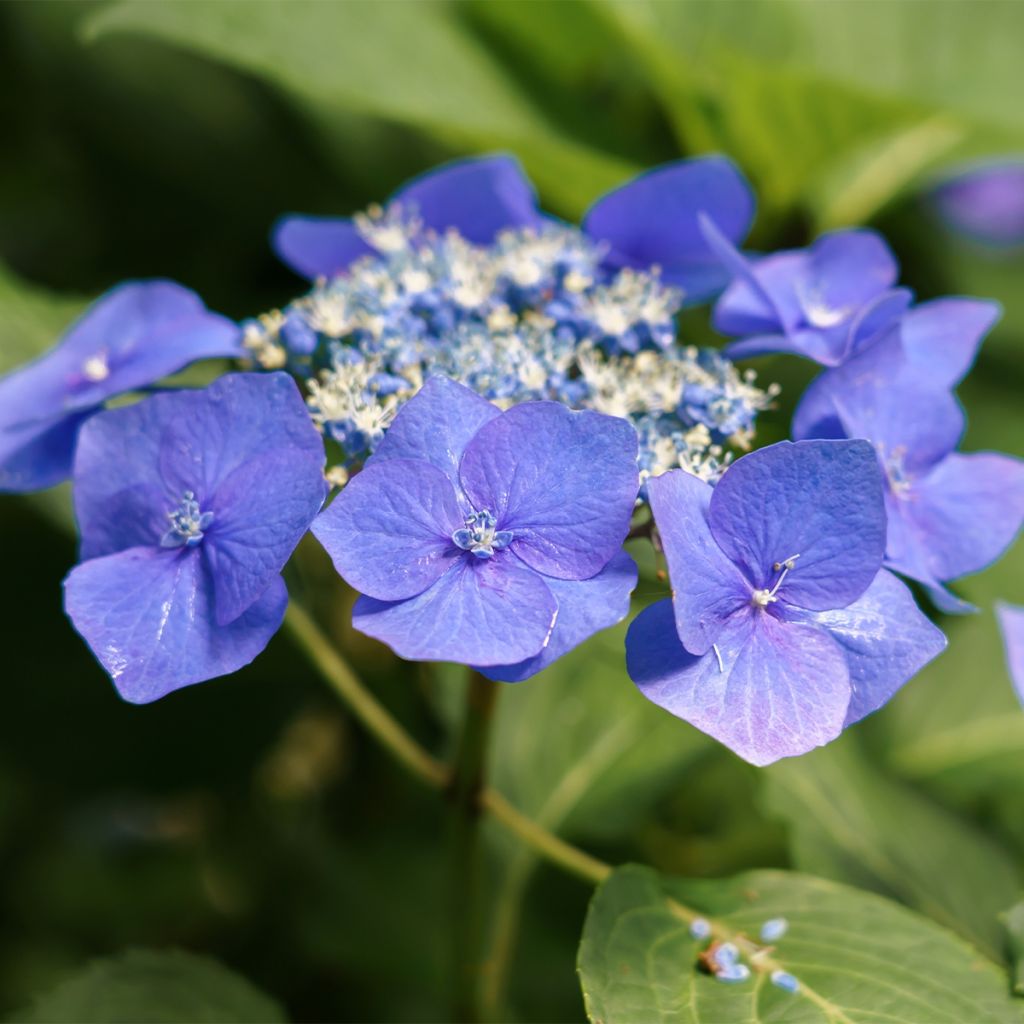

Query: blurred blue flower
<box><xmin>626</xmin><ymin>440</ymin><xmax>945</xmax><ymax>765</ymax></box>
<box><xmin>931</xmin><ymin>160</ymin><xmax>1024</xmax><ymax>247</ymax></box>
<box><xmin>996</xmin><ymin>601</ymin><xmax>1024</xmax><ymax>708</ymax></box>
<box><xmin>794</xmin><ymin>361</ymin><xmax>1024</xmax><ymax>613</ymax></box>
<box><xmin>312</xmin><ymin>376</ymin><xmax>639</xmax><ymax>679</ymax></box>
<box><xmin>63</xmin><ymin>373</ymin><xmax>327</xmax><ymax>703</ymax></box>
<box><xmin>273</xmin><ymin>152</ymin><xmax>755</xmax><ymax>304</ymax></box>
<box><xmin>0</xmin><ymin>280</ymin><xmax>241</xmax><ymax>493</ymax></box>
<box><xmin>701</xmin><ymin>215</ymin><xmax>911</xmax><ymax>367</ymax></box>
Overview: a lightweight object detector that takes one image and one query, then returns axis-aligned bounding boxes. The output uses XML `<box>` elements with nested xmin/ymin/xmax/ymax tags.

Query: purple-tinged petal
<box><xmin>725</xmin><ymin>329</ymin><xmax>838</xmax><ymax>365</ymax></box>
<box><xmin>647</xmin><ymin>468</ymin><xmax>751</xmax><ymax>655</ymax></box>
<box><xmin>900</xmin><ymin>297</ymin><xmax>1001</xmax><ymax>388</ymax></box>
<box><xmin>158</xmin><ymin>372</ymin><xmax>323</xmax><ymax>503</ymax></box>
<box><xmin>479</xmin><ymin>551</ymin><xmax>638</xmax><ymax>682</ymax></box>
<box><xmin>372</xmin><ymin>376</ymin><xmax>500</xmax><ymax>490</ymax></box>
<box><xmin>64</xmin><ymin>548</ymin><xmax>287</xmax><ymax>703</ymax></box>
<box><xmin>395</xmin><ymin>154</ymin><xmax>541</xmax><ymax>244</ymax></box>
<box><xmin>709</xmin><ymin>440</ymin><xmax>886</xmax><ymax>610</ymax></box>
<box><xmin>626</xmin><ymin>600</ymin><xmax>850</xmax><ymax>766</ymax></box>
<box><xmin>0</xmin><ymin>281</ymin><xmax>240</xmax><ymax>493</ymax></box>
<box><xmin>585</xmin><ymin>157</ymin><xmax>755</xmax><ymax>303</ymax></box>
<box><xmin>996</xmin><ymin>601</ymin><xmax>1024</xmax><ymax>707</ymax></box>
<box><xmin>75</xmin><ymin>373</ymin><xmax>322</xmax><ymax>561</ymax></box>
<box><xmin>203</xmin><ymin>448</ymin><xmax>327</xmax><ymax>625</ymax></box>
<box><xmin>844</xmin><ymin>289</ymin><xmax>912</xmax><ymax>360</ymax></box>
<box><xmin>312</xmin><ymin>457</ymin><xmax>463</xmax><ymax>602</ymax></box>
<box><xmin>351</xmin><ymin>556</ymin><xmax>557</xmax><ymax>666</ymax></box>
<box><xmin>792</xmin><ymin>332</ymin><xmax>909</xmax><ymax>443</ymax></box>
<box><xmin>458</xmin><ymin>402</ymin><xmax>638</xmax><ymax>581</ymax></box>
<box><xmin>271</xmin><ymin>215</ymin><xmax>374</xmax><ymax>280</ymax></box>
<box><xmin>830</xmin><ymin>370</ymin><xmax>965</xmax><ymax>476</ymax></box>
<box><xmin>922</xmin><ymin>581</ymin><xmax>978</xmax><ymax>616</ymax></box>
<box><xmin>906</xmin><ymin>451</ymin><xmax>1024</xmax><ymax>582</ymax></box>
<box><xmin>793</xmin><ymin>229</ymin><xmax>898</xmax><ymax>330</ymax></box>
<box><xmin>931</xmin><ymin>161</ymin><xmax>1024</xmax><ymax>246</ymax></box>
<box><xmin>702</xmin><ymin>217</ymin><xmax>799</xmax><ymax>334</ymax></box>
<box><xmin>0</xmin><ymin>412</ymin><xmax>91</xmax><ymax>494</ymax></box>
<box><xmin>785</xmin><ymin>569</ymin><xmax>946</xmax><ymax>726</ymax></box>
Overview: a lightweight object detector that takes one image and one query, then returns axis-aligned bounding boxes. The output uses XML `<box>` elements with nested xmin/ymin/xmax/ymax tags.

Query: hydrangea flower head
<box><xmin>249</xmin><ymin>159</ymin><xmax>774</xmax><ymax>485</ymax></box>
<box><xmin>626</xmin><ymin>440</ymin><xmax>946</xmax><ymax>765</ymax></box>
<box><xmin>701</xmin><ymin>215</ymin><xmax>911</xmax><ymax>367</ymax></box>
<box><xmin>311</xmin><ymin>376</ymin><xmax>639</xmax><ymax>679</ymax></box>
<box><xmin>64</xmin><ymin>373</ymin><xmax>327</xmax><ymax>702</ymax></box>
<box><xmin>793</xmin><ymin>362</ymin><xmax>1024</xmax><ymax>613</ymax></box>
<box><xmin>996</xmin><ymin>602</ymin><xmax>1024</xmax><ymax>707</ymax></box>
<box><xmin>273</xmin><ymin>152</ymin><xmax>754</xmax><ymax>305</ymax></box>
<box><xmin>0</xmin><ymin>280</ymin><xmax>241</xmax><ymax>493</ymax></box>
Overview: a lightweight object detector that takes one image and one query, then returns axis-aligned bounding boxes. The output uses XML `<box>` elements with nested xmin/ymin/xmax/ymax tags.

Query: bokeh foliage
<box><xmin>1</xmin><ymin>2</ymin><xmax>1022</xmax><ymax>1021</ymax></box>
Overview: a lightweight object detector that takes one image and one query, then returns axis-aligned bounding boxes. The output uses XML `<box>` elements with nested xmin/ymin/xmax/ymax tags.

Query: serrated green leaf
<box><xmin>578</xmin><ymin>864</ymin><xmax>1022</xmax><ymax>1024</ymax></box>
<box><xmin>19</xmin><ymin>949</ymin><xmax>286</xmax><ymax>1023</ymax></box>
<box><xmin>82</xmin><ymin>0</ymin><xmax>638</xmax><ymax>219</ymax></box>
<box><xmin>762</xmin><ymin>739</ymin><xmax>1021</xmax><ymax>960</ymax></box>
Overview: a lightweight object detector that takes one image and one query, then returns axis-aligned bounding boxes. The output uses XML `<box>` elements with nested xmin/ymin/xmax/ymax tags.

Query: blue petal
<box><xmin>458</xmin><ymin>402</ymin><xmax>638</xmax><ymax>581</ymax></box>
<box><xmin>709</xmin><ymin>440</ymin><xmax>886</xmax><ymax>611</ymax></box>
<box><xmin>351</xmin><ymin>555</ymin><xmax>557</xmax><ymax>666</ymax></box>
<box><xmin>76</xmin><ymin>373</ymin><xmax>323</xmax><ymax>563</ymax></box>
<box><xmin>584</xmin><ymin>157</ymin><xmax>755</xmax><ymax>303</ymax></box>
<box><xmin>785</xmin><ymin>569</ymin><xmax>946</xmax><ymax>726</ymax></box>
<box><xmin>479</xmin><ymin>551</ymin><xmax>638</xmax><ymax>682</ymax></box>
<box><xmin>626</xmin><ymin>600</ymin><xmax>851</xmax><ymax>766</ymax></box>
<box><xmin>711</xmin><ymin>245</ymin><xmax>805</xmax><ymax>338</ymax></box>
<box><xmin>371</xmin><ymin>376</ymin><xmax>500</xmax><ymax>491</ymax></box>
<box><xmin>793</xmin><ymin>229</ymin><xmax>898</xmax><ymax>330</ymax></box>
<box><xmin>395</xmin><ymin>154</ymin><xmax>541</xmax><ymax>244</ymax></box>
<box><xmin>931</xmin><ymin>161</ymin><xmax>1024</xmax><ymax>246</ymax></box>
<box><xmin>0</xmin><ymin>280</ymin><xmax>240</xmax><ymax>492</ymax></box>
<box><xmin>312</xmin><ymin>457</ymin><xmax>464</xmax><ymax>602</ymax></box>
<box><xmin>0</xmin><ymin>412</ymin><xmax>91</xmax><ymax>493</ymax></box>
<box><xmin>902</xmin><ymin>451</ymin><xmax>1024</xmax><ymax>583</ymax></box>
<box><xmin>900</xmin><ymin>297</ymin><xmax>1001</xmax><ymax>388</ymax></box>
<box><xmin>203</xmin><ymin>446</ymin><xmax>327</xmax><ymax>625</ymax></box>
<box><xmin>646</xmin><ymin>468</ymin><xmax>751</xmax><ymax>655</ymax></box>
<box><xmin>64</xmin><ymin>547</ymin><xmax>287</xmax><ymax>703</ymax></box>
<box><xmin>271</xmin><ymin>215</ymin><xmax>374</xmax><ymax>280</ymax></box>
<box><xmin>996</xmin><ymin>601</ymin><xmax>1024</xmax><ymax>707</ymax></box>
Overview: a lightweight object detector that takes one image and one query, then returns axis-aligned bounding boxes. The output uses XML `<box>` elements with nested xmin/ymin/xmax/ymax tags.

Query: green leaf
<box><xmin>1004</xmin><ymin>901</ymin><xmax>1024</xmax><ymax>997</ymax></box>
<box><xmin>598</xmin><ymin>0</ymin><xmax>1021</xmax><ymax>228</ymax></box>
<box><xmin>762</xmin><ymin>738</ymin><xmax>1020</xmax><ymax>960</ymax></box>
<box><xmin>19</xmin><ymin>949</ymin><xmax>286</xmax><ymax>1023</ymax></box>
<box><xmin>578</xmin><ymin>864</ymin><xmax>1022</xmax><ymax>1024</ymax></box>
<box><xmin>82</xmin><ymin>0</ymin><xmax>638</xmax><ymax>219</ymax></box>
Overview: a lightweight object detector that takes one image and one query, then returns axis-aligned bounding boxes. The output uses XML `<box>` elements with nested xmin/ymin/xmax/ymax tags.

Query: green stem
<box><xmin>285</xmin><ymin>602</ymin><xmax>612</xmax><ymax>885</ymax></box>
<box><xmin>284</xmin><ymin>602</ymin><xmax>447</xmax><ymax>787</ymax></box>
<box><xmin>447</xmin><ymin>671</ymin><xmax>500</xmax><ymax>1022</ymax></box>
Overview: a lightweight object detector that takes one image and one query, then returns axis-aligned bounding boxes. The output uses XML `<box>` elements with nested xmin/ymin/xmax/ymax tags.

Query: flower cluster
<box><xmin>242</xmin><ymin>156</ymin><xmax>775</xmax><ymax>484</ymax></box>
<box><xmin>2</xmin><ymin>151</ymin><xmax>1021</xmax><ymax>770</ymax></box>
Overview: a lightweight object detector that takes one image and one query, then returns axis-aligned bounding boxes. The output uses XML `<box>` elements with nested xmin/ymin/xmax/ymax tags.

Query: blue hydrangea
<box><xmin>243</xmin><ymin>156</ymin><xmax>776</xmax><ymax>484</ymax></box>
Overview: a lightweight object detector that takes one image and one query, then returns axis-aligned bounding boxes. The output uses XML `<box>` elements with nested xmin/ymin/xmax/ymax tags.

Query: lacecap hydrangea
<box><xmin>2</xmin><ymin>151</ymin><xmax>1022</xmax><ymax>770</ymax></box>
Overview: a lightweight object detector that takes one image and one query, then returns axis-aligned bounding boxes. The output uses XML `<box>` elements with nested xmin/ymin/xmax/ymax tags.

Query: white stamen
<box><xmin>82</xmin><ymin>353</ymin><xmax>110</xmax><ymax>382</ymax></box>
<box><xmin>713</xmin><ymin>643</ymin><xmax>724</xmax><ymax>673</ymax></box>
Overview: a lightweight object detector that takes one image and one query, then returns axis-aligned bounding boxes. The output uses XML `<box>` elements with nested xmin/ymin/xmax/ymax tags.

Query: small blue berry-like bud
<box><xmin>711</xmin><ymin>942</ymin><xmax>739</xmax><ymax>969</ymax></box>
<box><xmin>760</xmin><ymin>917</ymin><xmax>788</xmax><ymax>942</ymax></box>
<box><xmin>716</xmin><ymin>963</ymin><xmax>751</xmax><ymax>984</ymax></box>
<box><xmin>689</xmin><ymin>917</ymin><xmax>712</xmax><ymax>940</ymax></box>
<box><xmin>770</xmin><ymin>969</ymin><xmax>800</xmax><ymax>994</ymax></box>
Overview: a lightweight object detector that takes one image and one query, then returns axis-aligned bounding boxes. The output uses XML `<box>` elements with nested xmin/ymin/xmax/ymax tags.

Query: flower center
<box><xmin>880</xmin><ymin>444</ymin><xmax>913</xmax><ymax>497</ymax></box>
<box><xmin>81</xmin><ymin>352</ymin><xmax>110</xmax><ymax>383</ymax></box>
<box><xmin>751</xmin><ymin>554</ymin><xmax>800</xmax><ymax>607</ymax></box>
<box><xmin>452</xmin><ymin>509</ymin><xmax>513</xmax><ymax>560</ymax></box>
<box><xmin>161</xmin><ymin>491</ymin><xmax>215</xmax><ymax>549</ymax></box>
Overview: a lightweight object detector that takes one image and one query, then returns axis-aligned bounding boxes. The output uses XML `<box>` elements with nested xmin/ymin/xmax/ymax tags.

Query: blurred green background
<box><xmin>1</xmin><ymin>2</ymin><xmax>1022</xmax><ymax>1021</ymax></box>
